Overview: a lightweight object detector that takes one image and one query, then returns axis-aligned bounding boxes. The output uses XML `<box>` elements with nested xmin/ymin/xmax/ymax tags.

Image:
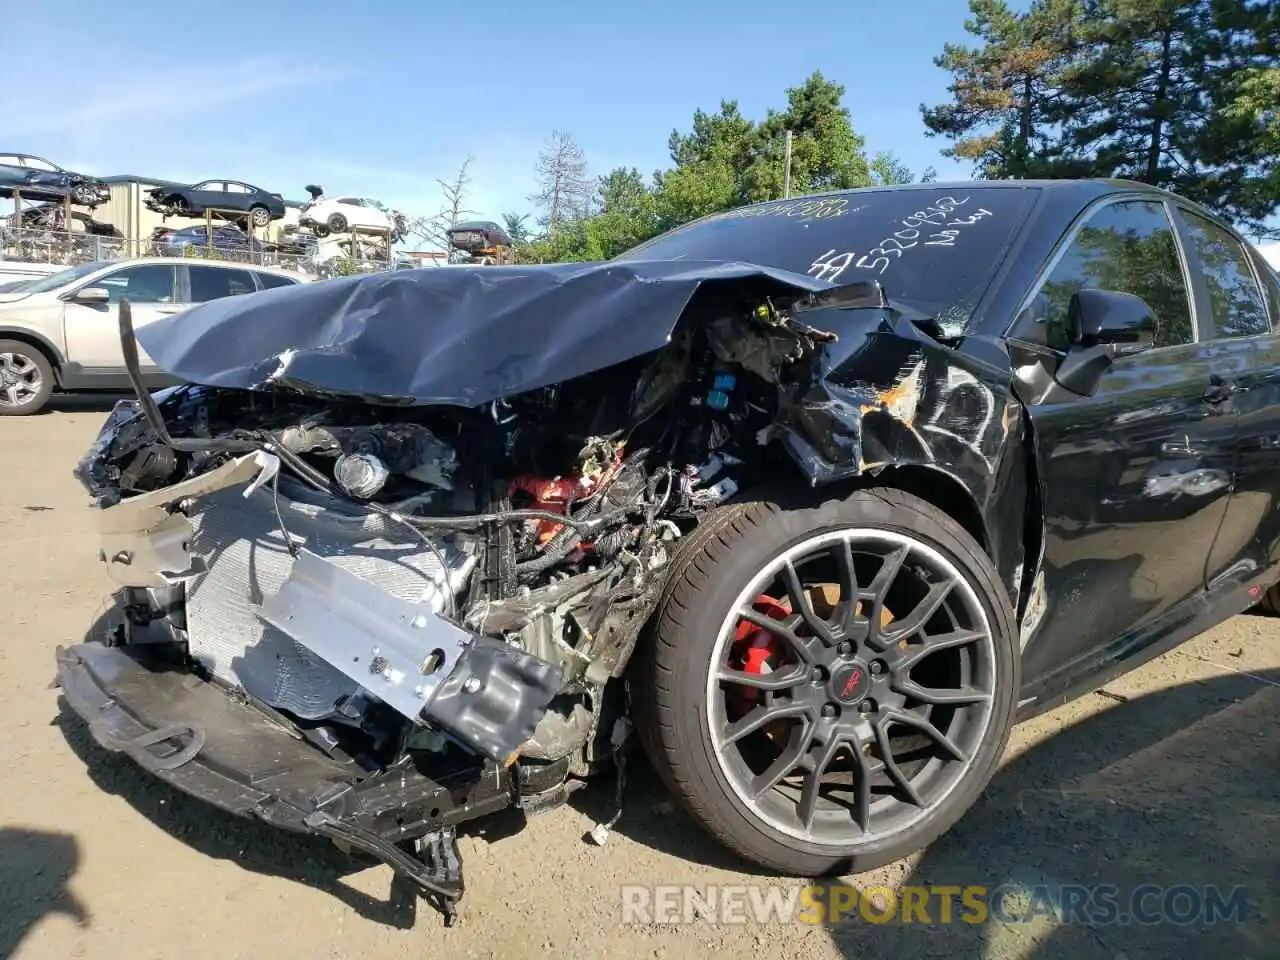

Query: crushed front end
<box><xmin>55</xmin><ymin>271</ymin><xmax>844</xmax><ymax>921</ymax></box>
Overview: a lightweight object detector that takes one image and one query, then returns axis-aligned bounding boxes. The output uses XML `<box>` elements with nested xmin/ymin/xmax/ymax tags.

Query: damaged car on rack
<box><xmin>56</xmin><ymin>179</ymin><xmax>1280</xmax><ymax>923</ymax></box>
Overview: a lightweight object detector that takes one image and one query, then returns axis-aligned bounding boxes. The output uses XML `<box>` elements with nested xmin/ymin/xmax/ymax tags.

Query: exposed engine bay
<box><xmin>77</xmin><ymin>304</ymin><xmax>811</xmax><ymax>760</ymax></box>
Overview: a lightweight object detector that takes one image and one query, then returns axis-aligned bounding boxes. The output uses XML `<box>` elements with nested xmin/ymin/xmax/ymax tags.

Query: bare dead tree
<box><xmin>407</xmin><ymin>155</ymin><xmax>477</xmax><ymax>258</ymax></box>
<box><xmin>528</xmin><ymin>130</ymin><xmax>591</xmax><ymax>231</ymax></box>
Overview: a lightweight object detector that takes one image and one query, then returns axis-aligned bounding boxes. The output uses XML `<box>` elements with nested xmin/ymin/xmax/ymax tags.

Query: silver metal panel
<box><xmin>258</xmin><ymin>549</ymin><xmax>475</xmax><ymax>722</ymax></box>
<box><xmin>184</xmin><ymin>485</ymin><xmax>473</xmax><ymax>719</ymax></box>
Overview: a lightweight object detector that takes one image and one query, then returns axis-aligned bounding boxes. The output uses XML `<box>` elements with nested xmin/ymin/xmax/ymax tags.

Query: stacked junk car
<box><xmin>62</xmin><ymin>181</ymin><xmax>1254</xmax><ymax>924</ymax></box>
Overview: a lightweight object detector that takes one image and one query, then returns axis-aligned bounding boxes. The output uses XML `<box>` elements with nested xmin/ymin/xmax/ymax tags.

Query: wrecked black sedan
<box><xmin>56</xmin><ymin>180</ymin><xmax>1280</xmax><ymax>920</ymax></box>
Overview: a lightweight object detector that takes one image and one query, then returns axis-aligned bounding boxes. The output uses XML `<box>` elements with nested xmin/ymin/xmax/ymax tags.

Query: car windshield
<box><xmin>3</xmin><ymin>261</ymin><xmax>105</xmax><ymax>293</ymax></box>
<box><xmin>614</xmin><ymin>186</ymin><xmax>1042</xmax><ymax>330</ymax></box>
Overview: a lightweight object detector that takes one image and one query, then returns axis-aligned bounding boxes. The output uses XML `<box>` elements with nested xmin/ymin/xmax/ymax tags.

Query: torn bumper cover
<box><xmin>54</xmin><ymin>641</ymin><xmax>512</xmax><ymax>902</ymax></box>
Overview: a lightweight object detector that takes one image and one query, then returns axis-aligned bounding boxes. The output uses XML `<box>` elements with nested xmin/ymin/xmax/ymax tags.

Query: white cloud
<box><xmin>3</xmin><ymin>57</ymin><xmax>355</xmax><ymax>136</ymax></box>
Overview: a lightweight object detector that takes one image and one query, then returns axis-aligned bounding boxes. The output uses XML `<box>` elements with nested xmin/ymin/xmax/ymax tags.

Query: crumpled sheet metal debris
<box><xmin>133</xmin><ymin>258</ymin><xmax>831</xmax><ymax>407</ymax></box>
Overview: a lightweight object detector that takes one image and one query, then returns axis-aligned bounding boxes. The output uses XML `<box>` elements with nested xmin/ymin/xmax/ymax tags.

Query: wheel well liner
<box><xmin>762</xmin><ymin>462</ymin><xmax>990</xmax><ymax>556</ymax></box>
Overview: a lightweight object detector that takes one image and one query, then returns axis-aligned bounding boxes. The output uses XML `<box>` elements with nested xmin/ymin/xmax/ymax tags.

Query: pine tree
<box><xmin>921</xmin><ymin>0</ymin><xmax>1082</xmax><ymax>178</ymax></box>
<box><xmin>1049</xmin><ymin>0</ymin><xmax>1279</xmax><ymax>229</ymax></box>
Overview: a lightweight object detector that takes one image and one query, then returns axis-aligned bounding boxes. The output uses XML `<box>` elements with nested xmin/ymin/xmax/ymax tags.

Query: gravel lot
<box><xmin>2</xmin><ymin>400</ymin><xmax>1276</xmax><ymax>959</ymax></box>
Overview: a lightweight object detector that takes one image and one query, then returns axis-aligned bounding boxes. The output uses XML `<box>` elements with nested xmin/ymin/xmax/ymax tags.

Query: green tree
<box><xmin>744</xmin><ymin>72</ymin><xmax>873</xmax><ymax>200</ymax></box>
<box><xmin>922</xmin><ymin>0</ymin><xmax>1082</xmax><ymax>178</ymax></box>
<box><xmin>519</xmin><ymin>73</ymin><xmax>904</xmax><ymax>262</ymax></box>
<box><xmin>1049</xmin><ymin>0</ymin><xmax>1280</xmax><ymax>230</ymax></box>
<box><xmin>502</xmin><ymin>212</ymin><xmax>532</xmax><ymax>246</ymax></box>
<box><xmin>869</xmin><ymin>151</ymin><xmax>937</xmax><ymax>185</ymax></box>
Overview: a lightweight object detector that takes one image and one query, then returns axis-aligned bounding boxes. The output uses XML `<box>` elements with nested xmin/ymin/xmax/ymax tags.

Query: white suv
<box><xmin>0</xmin><ymin>257</ymin><xmax>301</xmax><ymax>415</ymax></box>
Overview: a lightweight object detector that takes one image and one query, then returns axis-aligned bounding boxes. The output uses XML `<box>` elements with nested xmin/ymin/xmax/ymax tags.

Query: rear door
<box><xmin>1010</xmin><ymin>196</ymin><xmax>1237</xmax><ymax>689</ymax></box>
<box><xmin>63</xmin><ymin>264</ymin><xmax>181</xmax><ymax>372</ymax></box>
<box><xmin>223</xmin><ymin>182</ymin><xmax>253</xmax><ymax>213</ymax></box>
<box><xmin>1175</xmin><ymin>207</ymin><xmax>1280</xmax><ymax>594</ymax></box>
<box><xmin>191</xmin><ymin>181</ymin><xmax>228</xmax><ymax>214</ymax></box>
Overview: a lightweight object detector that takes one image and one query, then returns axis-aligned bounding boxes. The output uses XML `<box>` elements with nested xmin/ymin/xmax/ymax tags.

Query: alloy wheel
<box><xmin>0</xmin><ymin>351</ymin><xmax>44</xmax><ymax>409</ymax></box>
<box><xmin>705</xmin><ymin>528</ymin><xmax>997</xmax><ymax>846</ymax></box>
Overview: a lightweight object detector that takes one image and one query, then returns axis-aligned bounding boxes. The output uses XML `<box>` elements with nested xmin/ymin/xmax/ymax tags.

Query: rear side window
<box><xmin>189</xmin><ymin>266</ymin><xmax>257</xmax><ymax>303</ymax></box>
<box><xmin>255</xmin><ymin>271</ymin><xmax>297</xmax><ymax>290</ymax></box>
<box><xmin>1180</xmin><ymin>212</ymin><xmax>1270</xmax><ymax>339</ymax></box>
<box><xmin>1026</xmin><ymin>200</ymin><xmax>1193</xmax><ymax>351</ymax></box>
<box><xmin>1251</xmin><ymin>251</ymin><xmax>1280</xmax><ymax>329</ymax></box>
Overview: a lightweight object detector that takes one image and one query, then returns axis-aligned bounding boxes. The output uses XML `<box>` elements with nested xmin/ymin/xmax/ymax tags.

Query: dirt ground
<box><xmin>2</xmin><ymin>399</ymin><xmax>1276</xmax><ymax>959</ymax></box>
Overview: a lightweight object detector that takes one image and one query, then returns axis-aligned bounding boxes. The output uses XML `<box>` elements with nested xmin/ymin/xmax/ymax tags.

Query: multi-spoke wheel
<box><xmin>0</xmin><ymin>340</ymin><xmax>54</xmax><ymax>416</ymax></box>
<box><xmin>633</xmin><ymin>487</ymin><xmax>1018</xmax><ymax>875</ymax></box>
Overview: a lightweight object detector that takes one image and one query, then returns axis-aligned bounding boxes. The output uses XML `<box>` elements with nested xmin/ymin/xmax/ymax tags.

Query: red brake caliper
<box><xmin>731</xmin><ymin>594</ymin><xmax>789</xmax><ymax>710</ymax></box>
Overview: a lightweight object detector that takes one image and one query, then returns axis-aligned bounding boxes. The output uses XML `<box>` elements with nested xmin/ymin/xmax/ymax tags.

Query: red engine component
<box><xmin>509</xmin><ymin>475</ymin><xmax>584</xmax><ymax>545</ymax></box>
<box><xmin>508</xmin><ymin>443</ymin><xmax>626</xmax><ymax>550</ymax></box>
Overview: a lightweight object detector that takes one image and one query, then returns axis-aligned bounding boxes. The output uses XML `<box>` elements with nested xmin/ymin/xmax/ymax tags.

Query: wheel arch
<box><xmin>744</xmin><ymin>460</ymin><xmax>991</xmax><ymax>559</ymax></box>
<box><xmin>0</xmin><ymin>327</ymin><xmax>65</xmax><ymax>374</ymax></box>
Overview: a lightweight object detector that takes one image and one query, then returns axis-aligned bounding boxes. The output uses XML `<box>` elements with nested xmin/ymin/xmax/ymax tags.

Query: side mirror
<box><xmin>1072</xmin><ymin>289</ymin><xmax>1156</xmax><ymax>351</ymax></box>
<box><xmin>1053</xmin><ymin>290</ymin><xmax>1157</xmax><ymax>397</ymax></box>
<box><xmin>72</xmin><ymin>286</ymin><xmax>110</xmax><ymax>304</ymax></box>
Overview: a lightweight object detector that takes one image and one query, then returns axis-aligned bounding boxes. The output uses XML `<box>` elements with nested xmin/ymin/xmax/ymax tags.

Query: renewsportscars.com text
<box><xmin>620</xmin><ymin>882</ymin><xmax>1252</xmax><ymax>927</ymax></box>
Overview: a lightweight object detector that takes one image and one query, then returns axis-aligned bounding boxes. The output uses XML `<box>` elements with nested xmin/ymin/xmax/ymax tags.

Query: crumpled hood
<box><xmin>133</xmin><ymin>258</ymin><xmax>830</xmax><ymax>407</ymax></box>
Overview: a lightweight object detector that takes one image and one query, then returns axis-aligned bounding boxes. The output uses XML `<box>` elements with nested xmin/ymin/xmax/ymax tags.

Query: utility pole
<box><xmin>782</xmin><ymin>130</ymin><xmax>793</xmax><ymax>199</ymax></box>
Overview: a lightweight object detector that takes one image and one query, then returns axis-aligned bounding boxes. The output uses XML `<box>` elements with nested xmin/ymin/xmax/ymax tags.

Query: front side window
<box><xmin>1025</xmin><ymin>200</ymin><xmax>1193</xmax><ymax>351</ymax></box>
<box><xmin>95</xmin><ymin>265</ymin><xmax>176</xmax><ymax>304</ymax></box>
<box><xmin>195</xmin><ymin>181</ymin><xmax>226</xmax><ymax>192</ymax></box>
<box><xmin>1179</xmin><ymin>212</ymin><xmax>1269</xmax><ymax>339</ymax></box>
<box><xmin>189</xmin><ymin>266</ymin><xmax>257</xmax><ymax>302</ymax></box>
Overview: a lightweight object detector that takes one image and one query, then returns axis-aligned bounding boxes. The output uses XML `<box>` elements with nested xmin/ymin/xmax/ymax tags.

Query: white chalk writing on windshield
<box><xmin>721</xmin><ymin>196</ymin><xmax>857</xmax><ymax>222</ymax></box>
<box><xmin>805</xmin><ymin>196</ymin><xmax>992</xmax><ymax>280</ymax></box>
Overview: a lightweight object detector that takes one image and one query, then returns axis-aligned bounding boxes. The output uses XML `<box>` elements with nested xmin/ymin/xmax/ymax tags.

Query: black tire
<box><xmin>326</xmin><ymin>212</ymin><xmax>348</xmax><ymax>233</ymax></box>
<box><xmin>171</xmin><ymin>196</ymin><xmax>188</xmax><ymax>215</ymax></box>
<box><xmin>0</xmin><ymin>339</ymin><xmax>55</xmax><ymax>416</ymax></box>
<box><xmin>249</xmin><ymin>205</ymin><xmax>271</xmax><ymax>228</ymax></box>
<box><xmin>632</xmin><ymin>486</ymin><xmax>1019</xmax><ymax>877</ymax></box>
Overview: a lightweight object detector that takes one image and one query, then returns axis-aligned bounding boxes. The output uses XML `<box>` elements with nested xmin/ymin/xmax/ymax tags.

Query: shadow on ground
<box><xmin>52</xmin><ymin>704</ymin><xmax>426</xmax><ymax>929</ymax></box>
<box><xmin>40</xmin><ymin>394</ymin><xmax>126</xmax><ymax>416</ymax></box>
<box><xmin>817</xmin><ymin>669</ymin><xmax>1280</xmax><ymax>959</ymax></box>
<box><xmin>0</xmin><ymin>827</ymin><xmax>90</xmax><ymax>957</ymax></box>
<box><xmin>47</xmin><ymin>613</ymin><xmax>1279</xmax><ymax>954</ymax></box>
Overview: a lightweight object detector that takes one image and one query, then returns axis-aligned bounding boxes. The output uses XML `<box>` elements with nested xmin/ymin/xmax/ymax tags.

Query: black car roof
<box><xmin>748</xmin><ymin>178</ymin><xmax>1170</xmax><ymax>204</ymax></box>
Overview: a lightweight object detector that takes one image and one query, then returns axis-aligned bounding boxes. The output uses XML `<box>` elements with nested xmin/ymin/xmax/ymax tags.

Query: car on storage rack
<box><xmin>0</xmin><ymin>258</ymin><xmax>301</xmax><ymax>415</ymax></box>
<box><xmin>298</xmin><ymin>195</ymin><xmax>407</xmax><ymax>240</ymax></box>
<box><xmin>56</xmin><ymin>179</ymin><xmax>1280</xmax><ymax>923</ymax></box>
<box><xmin>0</xmin><ymin>153</ymin><xmax>110</xmax><ymax>207</ymax></box>
<box><xmin>151</xmin><ymin>224</ymin><xmax>266</xmax><ymax>260</ymax></box>
<box><xmin>145</xmin><ymin>180</ymin><xmax>286</xmax><ymax>228</ymax></box>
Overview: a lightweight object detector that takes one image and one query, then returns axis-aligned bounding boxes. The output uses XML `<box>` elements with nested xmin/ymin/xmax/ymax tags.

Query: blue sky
<box><xmin>0</xmin><ymin>0</ymin><xmax>992</xmax><ymax>224</ymax></box>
